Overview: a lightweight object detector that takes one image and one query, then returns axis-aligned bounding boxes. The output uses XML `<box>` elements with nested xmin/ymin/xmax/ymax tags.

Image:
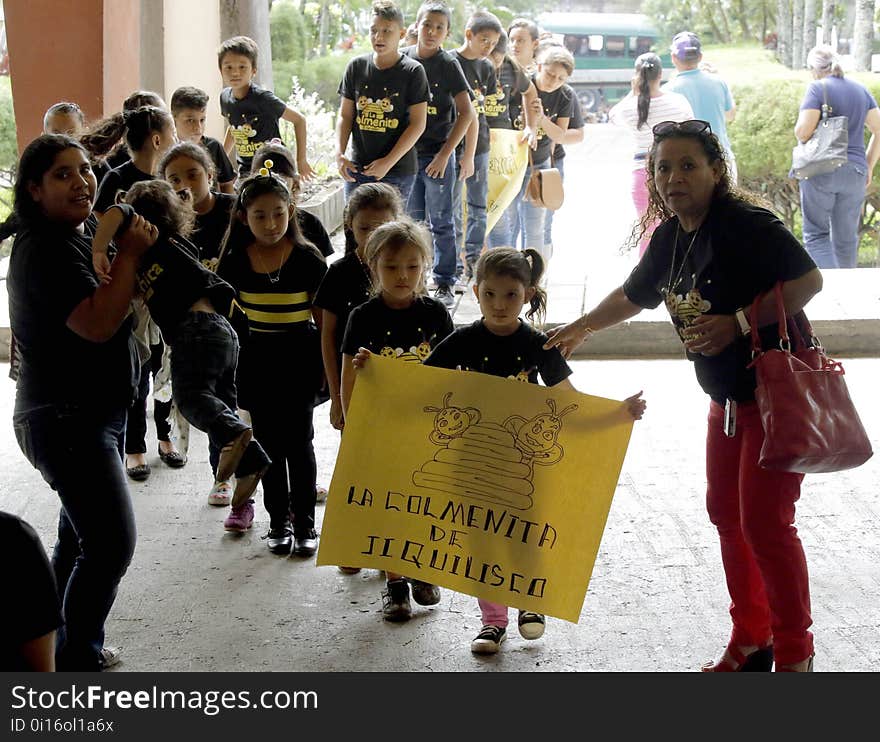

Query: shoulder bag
<box><xmin>747</xmin><ymin>282</ymin><xmax>872</xmax><ymax>473</ymax></box>
<box><xmin>791</xmin><ymin>79</ymin><xmax>849</xmax><ymax>180</ymax></box>
<box><xmin>525</xmin><ymin>148</ymin><xmax>564</xmax><ymax>211</ymax></box>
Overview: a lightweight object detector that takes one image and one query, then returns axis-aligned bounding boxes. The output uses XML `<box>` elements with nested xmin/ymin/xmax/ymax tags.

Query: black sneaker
<box><xmin>382</xmin><ymin>579</ymin><xmax>412</xmax><ymax>622</ymax></box>
<box><xmin>471</xmin><ymin>625</ymin><xmax>506</xmax><ymax>654</ymax></box>
<box><xmin>517</xmin><ymin>610</ymin><xmax>546</xmax><ymax>640</ymax></box>
<box><xmin>293</xmin><ymin>529</ymin><xmax>318</xmax><ymax>557</ymax></box>
<box><xmin>410</xmin><ymin>579</ymin><xmax>441</xmax><ymax>606</ymax></box>
<box><xmin>264</xmin><ymin>525</ymin><xmax>293</xmax><ymax>555</ymax></box>
<box><xmin>434</xmin><ymin>284</ymin><xmax>455</xmax><ymax>308</ymax></box>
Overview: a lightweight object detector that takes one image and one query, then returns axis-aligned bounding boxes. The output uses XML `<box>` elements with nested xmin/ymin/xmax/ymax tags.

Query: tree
<box><xmin>804</xmin><ymin>0</ymin><xmax>818</xmax><ymax>54</ymax></box>
<box><xmin>778</xmin><ymin>0</ymin><xmax>793</xmax><ymax>66</ymax></box>
<box><xmin>853</xmin><ymin>0</ymin><xmax>875</xmax><ymax>71</ymax></box>
<box><xmin>793</xmin><ymin>0</ymin><xmax>804</xmax><ymax>66</ymax></box>
<box><xmin>821</xmin><ymin>1</ymin><xmax>834</xmax><ymax>43</ymax></box>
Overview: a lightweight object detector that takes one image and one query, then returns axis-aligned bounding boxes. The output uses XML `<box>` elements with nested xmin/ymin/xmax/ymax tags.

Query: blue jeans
<box><xmin>799</xmin><ymin>160</ymin><xmax>866</xmax><ymax>269</ymax></box>
<box><xmin>453</xmin><ymin>151</ymin><xmax>490</xmax><ymax>273</ymax></box>
<box><xmin>13</xmin><ymin>402</ymin><xmax>135</xmax><ymax>670</ymax></box>
<box><xmin>344</xmin><ymin>171</ymin><xmax>416</xmax><ymax>204</ymax></box>
<box><xmin>516</xmin><ymin>157</ymin><xmax>550</xmax><ymax>263</ymax></box>
<box><xmin>408</xmin><ymin>152</ymin><xmax>457</xmax><ymax>287</ymax></box>
<box><xmin>543</xmin><ymin>157</ymin><xmax>564</xmax><ymax>248</ymax></box>
<box><xmin>170</xmin><ymin>312</ymin><xmax>268</xmax><ymax>477</ymax></box>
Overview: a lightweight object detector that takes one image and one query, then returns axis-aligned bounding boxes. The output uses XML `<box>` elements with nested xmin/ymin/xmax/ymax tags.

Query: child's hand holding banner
<box><xmin>317</xmin><ymin>357</ymin><xmax>635</xmax><ymax>623</ymax></box>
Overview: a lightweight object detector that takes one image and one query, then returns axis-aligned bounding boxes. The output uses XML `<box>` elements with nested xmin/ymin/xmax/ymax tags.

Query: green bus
<box><xmin>537</xmin><ymin>12</ymin><xmax>672</xmax><ymax>114</ymax></box>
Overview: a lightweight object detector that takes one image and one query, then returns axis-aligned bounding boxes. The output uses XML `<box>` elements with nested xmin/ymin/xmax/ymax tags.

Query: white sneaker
<box><xmin>207</xmin><ymin>480</ymin><xmax>232</xmax><ymax>507</ymax></box>
<box><xmin>316</xmin><ymin>483</ymin><xmax>328</xmax><ymax>503</ymax></box>
<box><xmin>100</xmin><ymin>646</ymin><xmax>122</xmax><ymax>669</ymax></box>
<box><xmin>517</xmin><ymin>610</ymin><xmax>546</xmax><ymax>640</ymax></box>
<box><xmin>471</xmin><ymin>625</ymin><xmax>506</xmax><ymax>654</ymax></box>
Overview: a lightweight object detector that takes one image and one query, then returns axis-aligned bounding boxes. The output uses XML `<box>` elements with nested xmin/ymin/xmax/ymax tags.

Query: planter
<box><xmin>299</xmin><ymin>180</ymin><xmax>345</xmax><ymax>236</ymax></box>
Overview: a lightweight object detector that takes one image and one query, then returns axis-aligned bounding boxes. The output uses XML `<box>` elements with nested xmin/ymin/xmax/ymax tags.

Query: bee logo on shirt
<box><xmin>356</xmin><ymin>92</ymin><xmax>400</xmax><ymax>132</ymax></box>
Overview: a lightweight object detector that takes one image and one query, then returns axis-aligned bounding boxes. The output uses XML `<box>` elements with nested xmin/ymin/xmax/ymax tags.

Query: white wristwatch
<box><xmin>735</xmin><ymin>307</ymin><xmax>750</xmax><ymax>336</ymax></box>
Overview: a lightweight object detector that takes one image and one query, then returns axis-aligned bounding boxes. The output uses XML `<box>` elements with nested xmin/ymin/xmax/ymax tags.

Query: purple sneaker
<box><xmin>223</xmin><ymin>499</ymin><xmax>255</xmax><ymax>532</ymax></box>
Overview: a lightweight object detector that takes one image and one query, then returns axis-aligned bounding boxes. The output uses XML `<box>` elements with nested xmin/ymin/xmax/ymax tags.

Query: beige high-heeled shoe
<box><xmin>776</xmin><ymin>654</ymin><xmax>814</xmax><ymax>672</ymax></box>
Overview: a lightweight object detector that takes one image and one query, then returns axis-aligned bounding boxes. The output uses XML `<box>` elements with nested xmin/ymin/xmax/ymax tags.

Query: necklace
<box><xmin>255</xmin><ymin>244</ymin><xmax>290</xmax><ymax>284</ymax></box>
<box><xmin>665</xmin><ymin>222</ymin><xmax>700</xmax><ymax>295</ymax></box>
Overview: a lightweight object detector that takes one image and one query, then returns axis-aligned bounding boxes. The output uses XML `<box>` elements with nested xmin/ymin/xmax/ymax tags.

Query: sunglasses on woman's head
<box><xmin>652</xmin><ymin>120</ymin><xmax>712</xmax><ymax>138</ymax></box>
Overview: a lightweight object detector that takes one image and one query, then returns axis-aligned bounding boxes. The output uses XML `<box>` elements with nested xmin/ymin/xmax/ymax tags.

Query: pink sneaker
<box><xmin>223</xmin><ymin>500</ymin><xmax>254</xmax><ymax>532</ymax></box>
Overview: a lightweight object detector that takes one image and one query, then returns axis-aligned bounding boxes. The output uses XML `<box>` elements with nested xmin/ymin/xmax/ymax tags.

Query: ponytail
<box><xmin>78</xmin><ymin>106</ymin><xmax>171</xmax><ymax>161</ymax></box>
<box><xmin>521</xmin><ymin>248</ymin><xmax>547</xmax><ymax>324</ymax></box>
<box><xmin>633</xmin><ymin>52</ymin><xmax>662</xmax><ymax>130</ymax></box>
<box><xmin>79</xmin><ymin>112</ymin><xmax>127</xmax><ymax>159</ymax></box>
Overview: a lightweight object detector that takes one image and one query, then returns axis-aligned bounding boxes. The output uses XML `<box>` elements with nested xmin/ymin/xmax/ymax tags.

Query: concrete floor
<box><xmin>2</xmin><ymin>357</ymin><xmax>878</xmax><ymax>672</ymax></box>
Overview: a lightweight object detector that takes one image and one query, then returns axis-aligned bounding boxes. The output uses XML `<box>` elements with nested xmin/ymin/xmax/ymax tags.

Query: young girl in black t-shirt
<box><xmin>217</xmin><ymin>174</ymin><xmax>327</xmax><ymax>557</ymax></box>
<box><xmin>422</xmin><ymin>248</ymin><xmax>646</xmax><ymax>654</ymax></box>
<box><xmin>160</xmin><ymin>142</ymin><xmax>237</xmax><ymax>505</ymax></box>
<box><xmin>341</xmin><ymin>217</ymin><xmax>454</xmax><ymax>623</ymax></box>
<box><xmin>314</xmin><ymin>182</ymin><xmax>403</xmax><ymax>432</ymax></box>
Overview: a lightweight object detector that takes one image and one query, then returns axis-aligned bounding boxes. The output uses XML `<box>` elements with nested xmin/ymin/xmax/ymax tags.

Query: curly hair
<box><xmin>630</xmin><ymin>127</ymin><xmax>770</xmax><ymax>249</ymax></box>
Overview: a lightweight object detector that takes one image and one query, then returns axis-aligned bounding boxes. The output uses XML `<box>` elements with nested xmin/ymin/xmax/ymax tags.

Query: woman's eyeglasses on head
<box><xmin>652</xmin><ymin>120</ymin><xmax>712</xmax><ymax>139</ymax></box>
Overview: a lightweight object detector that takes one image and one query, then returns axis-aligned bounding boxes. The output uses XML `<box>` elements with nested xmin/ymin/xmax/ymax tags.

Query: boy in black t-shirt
<box><xmin>170</xmin><ymin>87</ymin><xmax>237</xmax><ymax>194</ymax></box>
<box><xmin>218</xmin><ymin>35</ymin><xmax>314</xmax><ymax>179</ymax></box>
<box><xmin>450</xmin><ymin>11</ymin><xmax>502</xmax><ymax>282</ymax></box>
<box><xmin>335</xmin><ymin>0</ymin><xmax>430</xmax><ymax>203</ymax></box>
<box><xmin>403</xmin><ymin>1</ymin><xmax>475</xmax><ymax>307</ymax></box>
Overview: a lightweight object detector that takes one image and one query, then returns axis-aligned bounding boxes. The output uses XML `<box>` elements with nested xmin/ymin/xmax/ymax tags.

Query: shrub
<box><xmin>280</xmin><ymin>77</ymin><xmax>337</xmax><ymax>179</ymax></box>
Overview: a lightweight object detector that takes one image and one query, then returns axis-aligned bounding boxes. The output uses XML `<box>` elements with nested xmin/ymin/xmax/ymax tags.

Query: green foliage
<box><xmin>0</xmin><ymin>77</ymin><xmax>19</xmax><ymax>173</ymax></box>
<box><xmin>276</xmin><ymin>50</ymin><xmax>361</xmax><ymax>110</ymax></box>
<box><xmin>271</xmin><ymin>1</ymin><xmax>311</xmax><ymax>65</ymax></box>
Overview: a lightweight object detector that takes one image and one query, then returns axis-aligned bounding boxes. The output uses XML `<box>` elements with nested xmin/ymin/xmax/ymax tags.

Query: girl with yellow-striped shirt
<box><xmin>218</xmin><ymin>172</ymin><xmax>327</xmax><ymax>555</ymax></box>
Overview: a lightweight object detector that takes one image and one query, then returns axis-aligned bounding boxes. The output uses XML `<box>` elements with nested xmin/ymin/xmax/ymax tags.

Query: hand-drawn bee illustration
<box><xmin>413</xmin><ymin>396</ymin><xmax>578</xmax><ymax>510</ymax></box>
<box><xmin>504</xmin><ymin>399</ymin><xmax>579</xmax><ymax>469</ymax></box>
<box><xmin>423</xmin><ymin>392</ymin><xmax>481</xmax><ymax>445</ymax></box>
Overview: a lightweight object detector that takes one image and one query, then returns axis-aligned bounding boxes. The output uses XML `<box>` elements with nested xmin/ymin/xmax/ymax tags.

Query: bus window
<box><xmin>636</xmin><ymin>36</ymin><xmax>653</xmax><ymax>55</ymax></box>
<box><xmin>587</xmin><ymin>35</ymin><xmax>603</xmax><ymax>56</ymax></box>
<box><xmin>564</xmin><ymin>34</ymin><xmax>580</xmax><ymax>55</ymax></box>
<box><xmin>605</xmin><ymin>36</ymin><xmax>626</xmax><ymax>57</ymax></box>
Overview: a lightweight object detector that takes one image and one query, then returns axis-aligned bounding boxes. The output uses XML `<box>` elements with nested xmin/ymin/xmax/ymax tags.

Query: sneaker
<box><xmin>410</xmin><ymin>579</ymin><xmax>441</xmax><ymax>606</ymax></box>
<box><xmin>517</xmin><ymin>610</ymin><xmax>546</xmax><ymax>640</ymax></box>
<box><xmin>465</xmin><ymin>258</ymin><xmax>477</xmax><ymax>283</ymax></box>
<box><xmin>293</xmin><ymin>529</ymin><xmax>318</xmax><ymax>556</ymax></box>
<box><xmin>338</xmin><ymin>566</ymin><xmax>362</xmax><ymax>575</ymax></box>
<box><xmin>316</xmin><ymin>483</ymin><xmax>328</xmax><ymax>503</ymax></box>
<box><xmin>99</xmin><ymin>646</ymin><xmax>122</xmax><ymax>670</ymax></box>
<box><xmin>381</xmin><ymin>578</ymin><xmax>412</xmax><ymax>622</ymax></box>
<box><xmin>453</xmin><ymin>277</ymin><xmax>466</xmax><ymax>294</ymax></box>
<box><xmin>434</xmin><ymin>284</ymin><xmax>455</xmax><ymax>308</ymax></box>
<box><xmin>207</xmin><ymin>480</ymin><xmax>231</xmax><ymax>507</ymax></box>
<box><xmin>265</xmin><ymin>524</ymin><xmax>293</xmax><ymax>555</ymax></box>
<box><xmin>231</xmin><ymin>465</ymin><xmax>269</xmax><ymax>508</ymax></box>
<box><xmin>216</xmin><ymin>428</ymin><xmax>253</xmax><ymax>482</ymax></box>
<box><xmin>223</xmin><ymin>499</ymin><xmax>255</xmax><ymax>532</ymax></box>
<box><xmin>471</xmin><ymin>625</ymin><xmax>507</xmax><ymax>654</ymax></box>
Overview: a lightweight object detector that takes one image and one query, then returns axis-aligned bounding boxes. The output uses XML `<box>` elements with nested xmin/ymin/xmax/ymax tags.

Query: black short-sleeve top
<box><xmin>424</xmin><ymin>319</ymin><xmax>572</xmax><ymax>386</ymax></box>
<box><xmin>623</xmin><ymin>198</ymin><xmax>817</xmax><ymax>403</ymax></box>
<box><xmin>7</xmin><ymin>218</ymin><xmax>139</xmax><ymax>410</ymax></box>
<box><xmin>313</xmin><ymin>251</ymin><xmax>373</xmax><ymax>357</ymax></box>
<box><xmin>94</xmin><ymin>160</ymin><xmax>154</xmax><ymax>214</ymax></box>
<box><xmin>219</xmin><ymin>83</ymin><xmax>287</xmax><ymax>174</ymax></box>
<box><xmin>487</xmin><ymin>58</ymin><xmax>531</xmax><ymax>131</ymax></box>
<box><xmin>193</xmin><ymin>192</ymin><xmax>236</xmax><ymax>268</ymax></box>
<box><xmin>342</xmin><ymin>295</ymin><xmax>453</xmax><ymax>362</ymax></box>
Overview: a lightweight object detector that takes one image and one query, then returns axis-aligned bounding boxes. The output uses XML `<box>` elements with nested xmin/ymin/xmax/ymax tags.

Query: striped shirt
<box><xmin>609</xmin><ymin>91</ymin><xmax>694</xmax><ymax>169</ymax></box>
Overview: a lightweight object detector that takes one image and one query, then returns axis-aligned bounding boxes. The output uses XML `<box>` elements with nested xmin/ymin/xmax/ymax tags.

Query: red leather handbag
<box><xmin>747</xmin><ymin>282</ymin><xmax>873</xmax><ymax>473</ymax></box>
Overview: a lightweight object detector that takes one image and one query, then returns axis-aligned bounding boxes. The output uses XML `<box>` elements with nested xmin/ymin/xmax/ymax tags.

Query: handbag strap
<box><xmin>749</xmin><ymin>281</ymin><xmax>789</xmax><ymax>355</ymax></box>
<box><xmin>820</xmin><ymin>78</ymin><xmax>831</xmax><ymax>121</ymax></box>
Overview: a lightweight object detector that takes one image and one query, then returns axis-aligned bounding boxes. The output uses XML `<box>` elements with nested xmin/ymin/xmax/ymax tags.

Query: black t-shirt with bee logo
<box><xmin>193</xmin><ymin>192</ymin><xmax>236</xmax><ymax>269</ymax></box>
<box><xmin>219</xmin><ymin>83</ymin><xmax>287</xmax><ymax>175</ymax></box>
<box><xmin>532</xmin><ymin>77</ymin><xmax>576</xmax><ymax>164</ymax></box>
<box><xmin>424</xmin><ymin>319</ymin><xmax>571</xmax><ymax>386</ymax></box>
<box><xmin>402</xmin><ymin>46</ymin><xmax>471</xmax><ymax>157</ymax></box>
<box><xmin>450</xmin><ymin>51</ymin><xmax>497</xmax><ymax>157</ymax></box>
<box><xmin>487</xmin><ymin>58</ymin><xmax>531</xmax><ymax>131</ymax></box>
<box><xmin>338</xmin><ymin>53</ymin><xmax>430</xmax><ymax>176</ymax></box>
<box><xmin>623</xmin><ymin>198</ymin><xmax>816</xmax><ymax>404</ymax></box>
<box><xmin>342</xmin><ymin>295</ymin><xmax>453</xmax><ymax>362</ymax></box>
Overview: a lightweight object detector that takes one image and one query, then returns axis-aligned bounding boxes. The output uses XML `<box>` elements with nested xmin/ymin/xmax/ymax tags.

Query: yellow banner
<box><xmin>317</xmin><ymin>357</ymin><xmax>635</xmax><ymax>623</ymax></box>
<box><xmin>485</xmin><ymin>129</ymin><xmax>529</xmax><ymax>235</ymax></box>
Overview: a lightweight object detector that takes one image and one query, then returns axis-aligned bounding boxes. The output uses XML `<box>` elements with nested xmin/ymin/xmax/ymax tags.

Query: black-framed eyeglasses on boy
<box><xmin>652</xmin><ymin>120</ymin><xmax>712</xmax><ymax>139</ymax></box>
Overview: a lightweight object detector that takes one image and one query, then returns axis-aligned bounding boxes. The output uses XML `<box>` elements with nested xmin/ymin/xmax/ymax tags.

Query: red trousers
<box><xmin>705</xmin><ymin>400</ymin><xmax>814</xmax><ymax>665</ymax></box>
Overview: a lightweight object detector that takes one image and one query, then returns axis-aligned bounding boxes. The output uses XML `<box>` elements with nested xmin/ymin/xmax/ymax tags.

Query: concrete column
<box><xmin>140</xmin><ymin>0</ymin><xmax>165</xmax><ymax>98</ymax></box>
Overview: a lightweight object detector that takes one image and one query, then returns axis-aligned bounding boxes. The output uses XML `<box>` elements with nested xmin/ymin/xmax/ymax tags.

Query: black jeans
<box><xmin>249</xmin><ymin>394</ymin><xmax>317</xmax><ymax>533</ymax></box>
<box><xmin>126</xmin><ymin>341</ymin><xmax>171</xmax><ymax>454</ymax></box>
<box><xmin>13</xmin><ymin>402</ymin><xmax>136</xmax><ymax>671</ymax></box>
<box><xmin>169</xmin><ymin>311</ymin><xmax>267</xmax><ymax>478</ymax></box>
